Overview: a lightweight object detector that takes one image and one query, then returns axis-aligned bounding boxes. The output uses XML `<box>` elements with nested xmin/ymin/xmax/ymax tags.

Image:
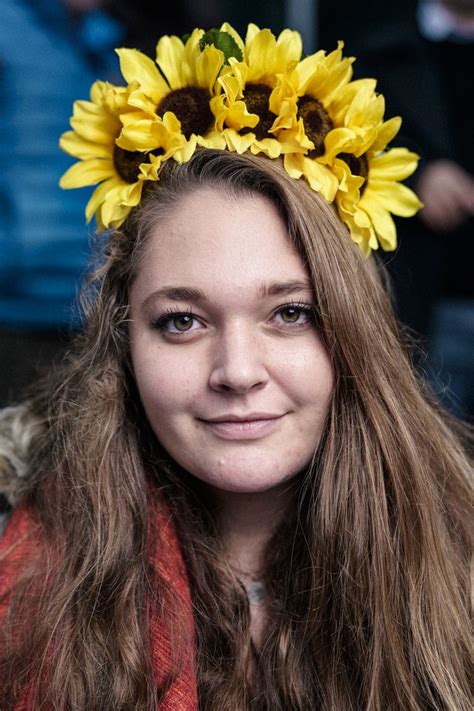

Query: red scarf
<box><xmin>0</xmin><ymin>502</ymin><xmax>198</xmax><ymax>709</ymax></box>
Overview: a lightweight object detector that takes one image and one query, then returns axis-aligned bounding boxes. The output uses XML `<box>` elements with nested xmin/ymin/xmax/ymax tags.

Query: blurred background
<box><xmin>0</xmin><ymin>0</ymin><xmax>473</xmax><ymax>420</ymax></box>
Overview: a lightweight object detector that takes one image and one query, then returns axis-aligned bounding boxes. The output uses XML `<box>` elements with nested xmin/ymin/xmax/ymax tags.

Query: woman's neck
<box><xmin>212</xmin><ymin>485</ymin><xmax>293</xmax><ymax>649</ymax></box>
<box><xmin>213</xmin><ymin>483</ymin><xmax>293</xmax><ymax>579</ymax></box>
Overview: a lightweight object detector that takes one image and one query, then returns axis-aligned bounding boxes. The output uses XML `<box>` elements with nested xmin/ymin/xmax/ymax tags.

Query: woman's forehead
<box><xmin>132</xmin><ymin>188</ymin><xmax>310</xmax><ymax>299</ymax></box>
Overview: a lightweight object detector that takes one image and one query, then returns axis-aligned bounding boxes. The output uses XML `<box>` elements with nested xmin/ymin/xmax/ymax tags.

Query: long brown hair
<box><xmin>1</xmin><ymin>149</ymin><xmax>472</xmax><ymax>709</ymax></box>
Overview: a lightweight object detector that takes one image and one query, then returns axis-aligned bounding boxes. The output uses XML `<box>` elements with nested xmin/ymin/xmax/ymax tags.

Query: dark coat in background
<box><xmin>320</xmin><ymin>0</ymin><xmax>474</xmax><ymax>340</ymax></box>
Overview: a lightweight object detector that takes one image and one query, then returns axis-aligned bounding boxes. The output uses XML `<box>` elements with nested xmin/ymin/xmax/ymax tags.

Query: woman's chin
<box><xmin>187</xmin><ymin>462</ymin><xmax>302</xmax><ymax>496</ymax></box>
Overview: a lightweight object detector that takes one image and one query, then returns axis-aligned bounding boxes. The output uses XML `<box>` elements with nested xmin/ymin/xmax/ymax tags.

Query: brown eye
<box><xmin>172</xmin><ymin>315</ymin><xmax>194</xmax><ymax>331</ymax></box>
<box><xmin>152</xmin><ymin>310</ymin><xmax>203</xmax><ymax>335</ymax></box>
<box><xmin>280</xmin><ymin>306</ymin><xmax>302</xmax><ymax>323</ymax></box>
<box><xmin>274</xmin><ymin>304</ymin><xmax>314</xmax><ymax>327</ymax></box>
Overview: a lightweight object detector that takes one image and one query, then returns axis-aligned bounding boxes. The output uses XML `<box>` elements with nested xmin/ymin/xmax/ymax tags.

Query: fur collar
<box><xmin>0</xmin><ymin>404</ymin><xmax>41</xmax><ymax>507</ymax></box>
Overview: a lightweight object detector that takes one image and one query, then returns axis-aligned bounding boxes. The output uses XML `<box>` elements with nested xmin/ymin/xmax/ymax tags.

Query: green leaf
<box><xmin>181</xmin><ymin>33</ymin><xmax>191</xmax><ymax>44</ymax></box>
<box><xmin>199</xmin><ymin>29</ymin><xmax>243</xmax><ymax>64</ymax></box>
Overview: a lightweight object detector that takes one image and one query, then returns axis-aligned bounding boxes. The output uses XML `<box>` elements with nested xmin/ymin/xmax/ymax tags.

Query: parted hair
<box><xmin>0</xmin><ymin>149</ymin><xmax>472</xmax><ymax>710</ymax></box>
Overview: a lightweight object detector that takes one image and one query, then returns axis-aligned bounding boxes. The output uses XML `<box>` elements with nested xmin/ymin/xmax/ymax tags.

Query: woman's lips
<box><xmin>201</xmin><ymin>415</ymin><xmax>285</xmax><ymax>440</ymax></box>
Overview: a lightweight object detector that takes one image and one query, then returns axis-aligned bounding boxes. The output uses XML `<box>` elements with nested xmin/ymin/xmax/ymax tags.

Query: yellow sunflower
<box><xmin>58</xmin><ymin>23</ymin><xmax>422</xmax><ymax>255</ymax></box>
<box><xmin>210</xmin><ymin>23</ymin><xmax>303</xmax><ymax>158</ymax></box>
<box><xmin>115</xmin><ymin>28</ymin><xmax>227</xmax><ymax>158</ymax></box>
<box><xmin>270</xmin><ymin>47</ymin><xmax>388</xmax><ymax>202</ymax></box>
<box><xmin>334</xmin><ymin>118</ymin><xmax>423</xmax><ymax>255</ymax></box>
<box><xmin>60</xmin><ymin>81</ymin><xmax>162</xmax><ymax>230</ymax></box>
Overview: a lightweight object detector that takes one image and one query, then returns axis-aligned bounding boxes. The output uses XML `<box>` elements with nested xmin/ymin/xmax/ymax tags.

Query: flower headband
<box><xmin>59</xmin><ymin>23</ymin><xmax>422</xmax><ymax>256</ymax></box>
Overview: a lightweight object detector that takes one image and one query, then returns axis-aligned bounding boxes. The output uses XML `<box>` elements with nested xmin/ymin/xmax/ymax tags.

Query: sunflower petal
<box><xmin>295</xmin><ymin>50</ymin><xmax>327</xmax><ymax>92</ymax></box>
<box><xmin>345</xmin><ymin>86</ymin><xmax>384</xmax><ymax>128</ymax></box>
<box><xmin>366</xmin><ymin>181</ymin><xmax>423</xmax><ymax>216</ymax></box>
<box><xmin>225</xmin><ymin>101</ymin><xmax>259</xmax><ymax>131</ymax></box>
<box><xmin>196</xmin><ymin>45</ymin><xmax>225</xmax><ymax>93</ymax></box>
<box><xmin>283</xmin><ymin>152</ymin><xmax>304</xmax><ymax>180</ymax></box>
<box><xmin>171</xmin><ymin>135</ymin><xmax>198</xmax><ymax>163</ymax></box>
<box><xmin>117</xmin><ymin>119</ymin><xmax>161</xmax><ymax>151</ymax></box>
<box><xmin>100</xmin><ymin>182</ymin><xmax>141</xmax><ymax>229</ymax></box>
<box><xmin>250</xmin><ymin>138</ymin><xmax>281</xmax><ymax>158</ymax></box>
<box><xmin>353</xmin><ymin>208</ymin><xmax>372</xmax><ymax>229</ymax></box>
<box><xmin>361</xmin><ymin>200</ymin><xmax>397</xmax><ymax>250</ymax></box>
<box><xmin>245</xmin><ymin>23</ymin><xmax>261</xmax><ymax>48</ymax></box>
<box><xmin>277</xmin><ymin>118</ymin><xmax>313</xmax><ymax>154</ymax></box>
<box><xmin>302</xmin><ymin>158</ymin><xmax>339</xmax><ymax>200</ymax></box>
<box><xmin>323</xmin><ymin>127</ymin><xmax>357</xmax><ymax>160</ymax></box>
<box><xmin>118</xmin><ymin>181</ymin><xmax>144</xmax><ymax>207</ymax></box>
<box><xmin>275</xmin><ymin>29</ymin><xmax>302</xmax><ymax>73</ymax></box>
<box><xmin>85</xmin><ymin>177</ymin><xmax>122</xmax><ymax>222</ymax></box>
<box><xmin>156</xmin><ymin>35</ymin><xmax>186</xmax><ymax>89</ymax></box>
<box><xmin>355</xmin><ymin>224</ymin><xmax>379</xmax><ymax>257</ymax></box>
<box><xmin>100</xmin><ymin>201</ymin><xmax>131</xmax><ymax>230</ymax></box>
<box><xmin>59</xmin><ymin>131</ymin><xmax>111</xmax><ymax>159</ymax></box>
<box><xmin>220</xmin><ymin>62</ymin><xmax>248</xmax><ymax>102</ymax></box>
<box><xmin>183</xmin><ymin>29</ymin><xmax>205</xmax><ymax>84</ymax></box>
<box><xmin>89</xmin><ymin>80</ymin><xmax>109</xmax><ymax>104</ymax></box>
<box><xmin>369</xmin><ymin>148</ymin><xmax>420</xmax><ymax>181</ymax></box>
<box><xmin>116</xmin><ymin>48</ymin><xmax>168</xmax><ymax>101</ymax></box>
<box><xmin>196</xmin><ymin>131</ymin><xmax>227</xmax><ymax>150</ymax></box>
<box><xmin>72</xmin><ymin>99</ymin><xmax>110</xmax><ymax>120</ymax></box>
<box><xmin>306</xmin><ymin>46</ymin><xmax>353</xmax><ymax>104</ymax></box>
<box><xmin>70</xmin><ymin>116</ymin><xmax>118</xmax><ymax>145</ymax></box>
<box><xmin>246</xmin><ymin>29</ymin><xmax>277</xmax><ymax>80</ymax></box>
<box><xmin>224</xmin><ymin>130</ymin><xmax>256</xmax><ymax>154</ymax></box>
<box><xmin>60</xmin><ymin>159</ymin><xmax>115</xmax><ymax>188</ymax></box>
<box><xmin>127</xmin><ymin>90</ymin><xmax>159</xmax><ymax>115</ymax></box>
<box><xmin>371</xmin><ymin>116</ymin><xmax>401</xmax><ymax>152</ymax></box>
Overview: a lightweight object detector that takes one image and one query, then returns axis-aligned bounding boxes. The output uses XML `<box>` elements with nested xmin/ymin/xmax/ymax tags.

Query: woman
<box><xmin>0</xmin><ymin>24</ymin><xmax>472</xmax><ymax>710</ymax></box>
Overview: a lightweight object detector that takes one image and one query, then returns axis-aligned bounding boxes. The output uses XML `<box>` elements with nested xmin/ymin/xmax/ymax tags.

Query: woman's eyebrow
<box><xmin>142</xmin><ymin>286</ymin><xmax>205</xmax><ymax>307</ymax></box>
<box><xmin>142</xmin><ymin>280</ymin><xmax>313</xmax><ymax>308</ymax></box>
<box><xmin>259</xmin><ymin>280</ymin><xmax>313</xmax><ymax>298</ymax></box>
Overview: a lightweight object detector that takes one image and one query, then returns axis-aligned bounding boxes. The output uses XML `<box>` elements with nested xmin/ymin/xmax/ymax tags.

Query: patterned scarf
<box><xmin>0</xmin><ymin>499</ymin><xmax>198</xmax><ymax>709</ymax></box>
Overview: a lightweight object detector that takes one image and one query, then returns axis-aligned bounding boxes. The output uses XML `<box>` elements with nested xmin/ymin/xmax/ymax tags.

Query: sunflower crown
<box><xmin>59</xmin><ymin>23</ymin><xmax>422</xmax><ymax>255</ymax></box>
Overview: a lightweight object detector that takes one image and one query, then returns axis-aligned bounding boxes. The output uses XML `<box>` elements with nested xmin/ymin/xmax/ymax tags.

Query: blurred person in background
<box><xmin>416</xmin><ymin>0</ymin><xmax>474</xmax><ymax>419</ymax></box>
<box><xmin>106</xmin><ymin>0</ymin><xmax>223</xmax><ymax>58</ymax></box>
<box><xmin>104</xmin><ymin>0</ymin><xmax>286</xmax><ymax>58</ymax></box>
<box><xmin>0</xmin><ymin>0</ymin><xmax>125</xmax><ymax>409</ymax></box>
<box><xmin>319</xmin><ymin>0</ymin><xmax>474</xmax><ymax>420</ymax></box>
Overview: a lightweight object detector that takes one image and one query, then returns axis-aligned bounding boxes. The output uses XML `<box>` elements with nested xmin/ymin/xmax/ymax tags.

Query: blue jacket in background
<box><xmin>0</xmin><ymin>0</ymin><xmax>122</xmax><ymax>329</ymax></box>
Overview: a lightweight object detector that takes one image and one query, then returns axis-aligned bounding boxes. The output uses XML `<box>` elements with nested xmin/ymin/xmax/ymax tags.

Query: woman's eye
<box><xmin>170</xmin><ymin>315</ymin><xmax>196</xmax><ymax>332</ymax></box>
<box><xmin>275</xmin><ymin>305</ymin><xmax>314</xmax><ymax>326</ymax></box>
<box><xmin>153</xmin><ymin>312</ymin><xmax>201</xmax><ymax>334</ymax></box>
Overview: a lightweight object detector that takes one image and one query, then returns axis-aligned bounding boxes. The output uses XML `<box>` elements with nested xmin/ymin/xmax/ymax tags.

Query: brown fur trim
<box><xmin>0</xmin><ymin>405</ymin><xmax>42</xmax><ymax>505</ymax></box>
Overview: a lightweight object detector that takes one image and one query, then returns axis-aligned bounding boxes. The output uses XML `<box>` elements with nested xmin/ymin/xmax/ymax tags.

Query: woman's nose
<box><xmin>208</xmin><ymin>322</ymin><xmax>269</xmax><ymax>394</ymax></box>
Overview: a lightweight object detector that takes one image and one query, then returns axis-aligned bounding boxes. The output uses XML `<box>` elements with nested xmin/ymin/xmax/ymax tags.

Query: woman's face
<box><xmin>129</xmin><ymin>188</ymin><xmax>334</xmax><ymax>494</ymax></box>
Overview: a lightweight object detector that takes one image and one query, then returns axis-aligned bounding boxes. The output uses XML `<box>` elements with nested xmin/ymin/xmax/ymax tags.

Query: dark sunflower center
<box><xmin>241</xmin><ymin>83</ymin><xmax>276</xmax><ymax>140</ymax></box>
<box><xmin>340</xmin><ymin>153</ymin><xmax>369</xmax><ymax>194</ymax></box>
<box><xmin>113</xmin><ymin>146</ymin><xmax>149</xmax><ymax>184</ymax></box>
<box><xmin>156</xmin><ymin>87</ymin><xmax>213</xmax><ymax>139</ymax></box>
<box><xmin>297</xmin><ymin>95</ymin><xmax>333</xmax><ymax>158</ymax></box>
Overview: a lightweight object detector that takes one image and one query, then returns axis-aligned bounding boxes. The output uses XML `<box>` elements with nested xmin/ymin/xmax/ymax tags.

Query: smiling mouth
<box><xmin>199</xmin><ymin>415</ymin><xmax>286</xmax><ymax>440</ymax></box>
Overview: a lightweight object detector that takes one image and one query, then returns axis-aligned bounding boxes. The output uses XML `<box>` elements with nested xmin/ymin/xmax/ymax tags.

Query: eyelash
<box><xmin>151</xmin><ymin>302</ymin><xmax>316</xmax><ymax>335</ymax></box>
